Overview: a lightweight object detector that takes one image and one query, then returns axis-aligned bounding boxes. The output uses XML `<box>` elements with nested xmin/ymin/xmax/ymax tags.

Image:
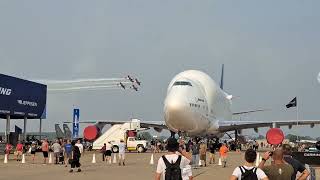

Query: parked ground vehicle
<box><xmin>110</xmin><ymin>136</ymin><xmax>148</xmax><ymax>153</ymax></box>
<box><xmin>92</xmin><ymin>119</ymin><xmax>149</xmax><ymax>153</ymax></box>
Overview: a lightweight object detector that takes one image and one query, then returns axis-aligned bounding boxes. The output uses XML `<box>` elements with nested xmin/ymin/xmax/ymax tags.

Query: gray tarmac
<box><xmin>0</xmin><ymin>151</ymin><xmax>319</xmax><ymax>180</ymax></box>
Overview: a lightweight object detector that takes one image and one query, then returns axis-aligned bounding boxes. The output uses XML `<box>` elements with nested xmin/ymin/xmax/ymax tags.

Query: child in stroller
<box><xmin>59</xmin><ymin>151</ymin><xmax>65</xmax><ymax>164</ymax></box>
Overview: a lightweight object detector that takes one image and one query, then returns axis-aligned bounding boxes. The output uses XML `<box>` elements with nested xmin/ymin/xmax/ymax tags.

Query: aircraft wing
<box><xmin>139</xmin><ymin>122</ymin><xmax>167</xmax><ymax>130</ymax></box>
<box><xmin>97</xmin><ymin>121</ymin><xmax>167</xmax><ymax>130</ymax></box>
<box><xmin>232</xmin><ymin>109</ymin><xmax>268</xmax><ymax>115</ymax></box>
<box><xmin>63</xmin><ymin>120</ymin><xmax>167</xmax><ymax>132</ymax></box>
<box><xmin>93</xmin><ymin>121</ymin><xmax>167</xmax><ymax>132</ymax></box>
<box><xmin>218</xmin><ymin>120</ymin><xmax>320</xmax><ymax>132</ymax></box>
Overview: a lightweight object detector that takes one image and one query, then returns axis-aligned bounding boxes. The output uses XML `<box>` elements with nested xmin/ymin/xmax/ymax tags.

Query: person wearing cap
<box><xmin>155</xmin><ymin>138</ymin><xmax>192</xmax><ymax>180</ymax></box>
<box><xmin>282</xmin><ymin>144</ymin><xmax>310</xmax><ymax>180</ymax></box>
<box><xmin>51</xmin><ymin>139</ymin><xmax>61</xmax><ymax>164</ymax></box>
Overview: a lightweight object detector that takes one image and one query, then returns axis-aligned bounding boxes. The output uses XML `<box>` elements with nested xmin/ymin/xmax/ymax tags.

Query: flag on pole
<box><xmin>73</xmin><ymin>109</ymin><xmax>80</xmax><ymax>139</ymax></box>
<box><xmin>286</xmin><ymin>97</ymin><xmax>297</xmax><ymax>108</ymax></box>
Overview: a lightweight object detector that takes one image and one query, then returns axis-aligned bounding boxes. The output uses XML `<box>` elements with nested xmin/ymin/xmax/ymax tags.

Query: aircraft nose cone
<box><xmin>165</xmin><ymin>99</ymin><xmax>184</xmax><ymax>113</ymax></box>
<box><xmin>164</xmin><ymin>96</ymin><xmax>195</xmax><ymax>132</ymax></box>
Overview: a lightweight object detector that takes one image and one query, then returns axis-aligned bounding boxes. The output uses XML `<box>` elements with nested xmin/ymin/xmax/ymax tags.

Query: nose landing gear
<box><xmin>170</xmin><ymin>131</ymin><xmax>176</xmax><ymax>138</ymax></box>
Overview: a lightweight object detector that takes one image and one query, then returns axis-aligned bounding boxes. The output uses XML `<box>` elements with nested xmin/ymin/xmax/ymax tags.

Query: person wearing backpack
<box><xmin>230</xmin><ymin>149</ymin><xmax>268</xmax><ymax>180</ymax></box>
<box><xmin>69</xmin><ymin>141</ymin><xmax>81</xmax><ymax>173</ymax></box>
<box><xmin>155</xmin><ymin>138</ymin><xmax>191</xmax><ymax>180</ymax></box>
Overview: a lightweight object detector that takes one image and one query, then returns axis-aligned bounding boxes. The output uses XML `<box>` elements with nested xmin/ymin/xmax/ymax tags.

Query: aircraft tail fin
<box><xmin>63</xmin><ymin>124</ymin><xmax>72</xmax><ymax>139</ymax></box>
<box><xmin>220</xmin><ymin>64</ymin><xmax>224</xmax><ymax>90</ymax></box>
<box><xmin>55</xmin><ymin>124</ymin><xmax>65</xmax><ymax>139</ymax></box>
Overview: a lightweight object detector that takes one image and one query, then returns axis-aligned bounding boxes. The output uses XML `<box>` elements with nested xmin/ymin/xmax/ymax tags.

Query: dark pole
<box><xmin>235</xmin><ymin>130</ymin><xmax>238</xmax><ymax>143</ymax></box>
<box><xmin>39</xmin><ymin>118</ymin><xmax>42</xmax><ymax>140</ymax></box>
<box><xmin>6</xmin><ymin>114</ymin><xmax>10</xmax><ymax>143</ymax></box>
<box><xmin>23</xmin><ymin>116</ymin><xmax>27</xmax><ymax>141</ymax></box>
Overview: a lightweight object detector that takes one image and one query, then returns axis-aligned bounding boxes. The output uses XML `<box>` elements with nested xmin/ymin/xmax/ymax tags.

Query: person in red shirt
<box><xmin>5</xmin><ymin>143</ymin><xmax>12</xmax><ymax>160</ymax></box>
<box><xmin>219</xmin><ymin>142</ymin><xmax>229</xmax><ymax>168</ymax></box>
<box><xmin>41</xmin><ymin>138</ymin><xmax>49</xmax><ymax>164</ymax></box>
<box><xmin>15</xmin><ymin>141</ymin><xmax>24</xmax><ymax>161</ymax></box>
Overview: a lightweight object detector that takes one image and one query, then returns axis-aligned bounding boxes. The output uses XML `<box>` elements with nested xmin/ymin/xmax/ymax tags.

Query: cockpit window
<box><xmin>173</xmin><ymin>81</ymin><xmax>192</xmax><ymax>86</ymax></box>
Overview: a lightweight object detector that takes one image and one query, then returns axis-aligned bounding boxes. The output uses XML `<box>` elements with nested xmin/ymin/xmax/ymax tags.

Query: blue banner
<box><xmin>0</xmin><ymin>74</ymin><xmax>47</xmax><ymax>119</ymax></box>
<box><xmin>73</xmin><ymin>109</ymin><xmax>80</xmax><ymax>139</ymax></box>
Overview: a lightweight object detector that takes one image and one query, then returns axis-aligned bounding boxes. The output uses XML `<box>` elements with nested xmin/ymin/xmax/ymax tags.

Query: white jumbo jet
<box><xmin>161</xmin><ymin>65</ymin><xmax>320</xmax><ymax>138</ymax></box>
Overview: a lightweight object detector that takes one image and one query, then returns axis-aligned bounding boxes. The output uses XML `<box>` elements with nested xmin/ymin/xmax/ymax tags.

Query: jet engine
<box><xmin>153</xmin><ymin>127</ymin><xmax>163</xmax><ymax>133</ymax></box>
<box><xmin>83</xmin><ymin>122</ymin><xmax>109</xmax><ymax>141</ymax></box>
<box><xmin>83</xmin><ymin>125</ymin><xmax>101</xmax><ymax>141</ymax></box>
<box><xmin>316</xmin><ymin>141</ymin><xmax>320</xmax><ymax>150</ymax></box>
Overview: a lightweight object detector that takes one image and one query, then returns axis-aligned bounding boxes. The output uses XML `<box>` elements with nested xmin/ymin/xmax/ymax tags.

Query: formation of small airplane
<box><xmin>117</xmin><ymin>75</ymin><xmax>141</xmax><ymax>91</ymax></box>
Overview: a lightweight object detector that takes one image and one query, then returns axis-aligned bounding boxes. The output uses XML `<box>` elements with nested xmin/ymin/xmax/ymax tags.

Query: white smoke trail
<box><xmin>47</xmin><ymin>81</ymin><xmax>132</xmax><ymax>90</ymax></box>
<box><xmin>35</xmin><ymin>78</ymin><xmax>128</xmax><ymax>84</ymax></box>
<box><xmin>48</xmin><ymin>81</ymin><xmax>131</xmax><ymax>87</ymax></box>
<box><xmin>317</xmin><ymin>72</ymin><xmax>320</xmax><ymax>84</ymax></box>
<box><xmin>48</xmin><ymin>85</ymin><xmax>122</xmax><ymax>92</ymax></box>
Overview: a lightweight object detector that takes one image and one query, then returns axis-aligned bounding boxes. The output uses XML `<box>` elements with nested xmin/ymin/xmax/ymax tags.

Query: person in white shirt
<box><xmin>75</xmin><ymin>140</ymin><xmax>84</xmax><ymax>155</ymax></box>
<box><xmin>182</xmin><ymin>165</ymin><xmax>193</xmax><ymax>180</ymax></box>
<box><xmin>105</xmin><ymin>142</ymin><xmax>112</xmax><ymax>164</ymax></box>
<box><xmin>118</xmin><ymin>139</ymin><xmax>126</xmax><ymax>166</ymax></box>
<box><xmin>51</xmin><ymin>140</ymin><xmax>61</xmax><ymax>164</ymax></box>
<box><xmin>155</xmin><ymin>138</ymin><xmax>192</xmax><ymax>180</ymax></box>
<box><xmin>230</xmin><ymin>149</ymin><xmax>269</xmax><ymax>180</ymax></box>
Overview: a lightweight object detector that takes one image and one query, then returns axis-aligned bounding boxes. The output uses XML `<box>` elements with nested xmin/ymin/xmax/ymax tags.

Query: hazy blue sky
<box><xmin>0</xmin><ymin>1</ymin><xmax>319</xmax><ymax>137</ymax></box>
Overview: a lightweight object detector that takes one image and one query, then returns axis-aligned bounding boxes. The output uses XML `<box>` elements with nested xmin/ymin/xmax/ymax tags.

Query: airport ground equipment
<box><xmin>92</xmin><ymin>153</ymin><xmax>96</xmax><ymax>163</ymax></box>
<box><xmin>92</xmin><ymin>119</ymin><xmax>148</xmax><ymax>153</ymax></box>
<box><xmin>150</xmin><ymin>154</ymin><xmax>154</xmax><ymax>165</ymax></box>
<box><xmin>82</xmin><ymin>119</ymin><xmax>165</xmax><ymax>142</ymax></box>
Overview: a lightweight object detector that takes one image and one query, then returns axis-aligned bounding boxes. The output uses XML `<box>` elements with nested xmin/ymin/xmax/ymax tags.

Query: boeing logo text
<box><xmin>0</xmin><ymin>87</ymin><xmax>12</xmax><ymax>96</ymax></box>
